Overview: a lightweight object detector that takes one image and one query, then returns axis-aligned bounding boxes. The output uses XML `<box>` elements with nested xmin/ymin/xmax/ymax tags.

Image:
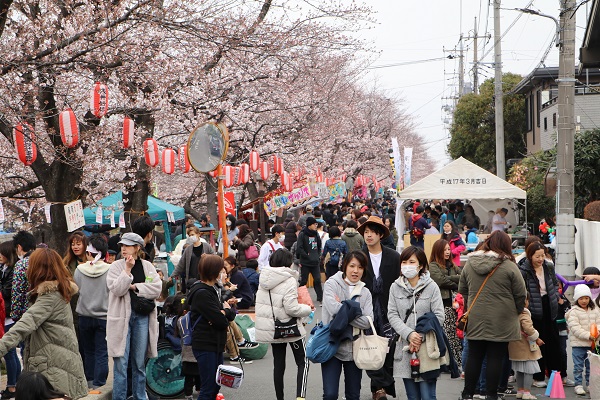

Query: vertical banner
<box><xmin>119</xmin><ymin>212</ymin><xmax>126</xmax><ymax>228</ymax></box>
<box><xmin>64</xmin><ymin>200</ymin><xmax>85</xmax><ymax>232</ymax></box>
<box><xmin>391</xmin><ymin>138</ymin><xmax>402</xmax><ymax>190</ymax></box>
<box><xmin>403</xmin><ymin>147</ymin><xmax>413</xmax><ymax>187</ymax></box>
<box><xmin>96</xmin><ymin>206</ymin><xmax>103</xmax><ymax>224</ymax></box>
<box><xmin>0</xmin><ymin>199</ymin><xmax>4</xmax><ymax>223</ymax></box>
<box><xmin>224</xmin><ymin>192</ymin><xmax>236</xmax><ymax>217</ymax></box>
<box><xmin>110</xmin><ymin>211</ymin><xmax>115</xmax><ymax>228</ymax></box>
<box><xmin>44</xmin><ymin>204</ymin><xmax>52</xmax><ymax>223</ymax></box>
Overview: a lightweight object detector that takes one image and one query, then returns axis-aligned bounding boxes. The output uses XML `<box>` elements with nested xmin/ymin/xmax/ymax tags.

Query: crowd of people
<box><xmin>0</xmin><ymin>195</ymin><xmax>597</xmax><ymax>400</ymax></box>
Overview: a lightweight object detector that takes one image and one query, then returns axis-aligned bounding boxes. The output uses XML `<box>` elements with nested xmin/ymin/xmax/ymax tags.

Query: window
<box><xmin>544</xmin><ymin>117</ymin><xmax>548</xmax><ymax>131</ymax></box>
<box><xmin>553</xmin><ymin>113</ymin><xmax>557</xmax><ymax>127</ymax></box>
<box><xmin>525</xmin><ymin>95</ymin><xmax>533</xmax><ymax>131</ymax></box>
<box><xmin>536</xmin><ymin>91</ymin><xmax>541</xmax><ymax>128</ymax></box>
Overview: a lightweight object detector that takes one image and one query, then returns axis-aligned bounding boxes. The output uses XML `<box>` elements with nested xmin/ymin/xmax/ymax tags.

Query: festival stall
<box><xmin>395</xmin><ymin>157</ymin><xmax>527</xmax><ymax>254</ymax></box>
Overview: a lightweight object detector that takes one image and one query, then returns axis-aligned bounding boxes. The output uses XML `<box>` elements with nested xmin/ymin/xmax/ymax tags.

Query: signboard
<box><xmin>404</xmin><ymin>147</ymin><xmax>413</xmax><ymax>187</ymax></box>
<box><xmin>64</xmin><ymin>200</ymin><xmax>85</xmax><ymax>232</ymax></box>
<box><xmin>224</xmin><ymin>192</ymin><xmax>236</xmax><ymax>216</ymax></box>
<box><xmin>391</xmin><ymin>138</ymin><xmax>402</xmax><ymax>189</ymax></box>
<box><xmin>264</xmin><ymin>185</ymin><xmax>313</xmax><ymax>214</ymax></box>
<box><xmin>316</xmin><ymin>182</ymin><xmax>347</xmax><ymax>203</ymax></box>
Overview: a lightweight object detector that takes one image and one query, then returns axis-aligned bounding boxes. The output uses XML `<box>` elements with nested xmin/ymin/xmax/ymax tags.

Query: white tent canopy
<box><xmin>397</xmin><ymin>157</ymin><xmax>526</xmax><ymax>200</ymax></box>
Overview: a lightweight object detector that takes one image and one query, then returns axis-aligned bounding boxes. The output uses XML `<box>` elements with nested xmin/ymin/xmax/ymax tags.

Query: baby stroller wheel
<box><xmin>145</xmin><ymin>339</ymin><xmax>185</xmax><ymax>399</ymax></box>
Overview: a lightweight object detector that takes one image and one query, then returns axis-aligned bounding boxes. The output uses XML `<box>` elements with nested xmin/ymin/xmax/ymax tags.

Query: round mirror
<box><xmin>187</xmin><ymin>122</ymin><xmax>229</xmax><ymax>173</ymax></box>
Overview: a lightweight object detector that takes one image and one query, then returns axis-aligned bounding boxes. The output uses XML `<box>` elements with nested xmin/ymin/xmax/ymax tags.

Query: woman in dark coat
<box><xmin>519</xmin><ymin>241</ymin><xmax>564</xmax><ymax>388</ymax></box>
<box><xmin>283</xmin><ymin>219</ymin><xmax>299</xmax><ymax>250</ymax></box>
<box><xmin>223</xmin><ymin>256</ymin><xmax>254</xmax><ymax>309</ymax></box>
<box><xmin>232</xmin><ymin>224</ymin><xmax>255</xmax><ymax>268</ymax></box>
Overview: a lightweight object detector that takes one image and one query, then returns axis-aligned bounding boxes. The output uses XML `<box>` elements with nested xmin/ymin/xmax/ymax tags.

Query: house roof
<box><xmin>581</xmin><ymin>0</ymin><xmax>600</xmax><ymax>68</ymax></box>
<box><xmin>512</xmin><ymin>67</ymin><xmax>559</xmax><ymax>94</ymax></box>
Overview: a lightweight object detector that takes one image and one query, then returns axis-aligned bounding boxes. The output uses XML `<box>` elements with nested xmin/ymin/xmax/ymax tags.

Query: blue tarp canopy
<box><xmin>83</xmin><ymin>191</ymin><xmax>185</xmax><ymax>225</ymax></box>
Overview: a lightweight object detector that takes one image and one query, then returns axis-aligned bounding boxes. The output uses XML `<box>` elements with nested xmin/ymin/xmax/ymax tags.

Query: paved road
<box><xmin>159</xmin><ymin>298</ymin><xmax>590</xmax><ymax>400</ymax></box>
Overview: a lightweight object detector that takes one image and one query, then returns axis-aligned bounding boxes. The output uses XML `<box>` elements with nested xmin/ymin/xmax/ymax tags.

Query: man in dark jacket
<box><xmin>409</xmin><ymin>206</ymin><xmax>430</xmax><ymax>249</ymax></box>
<box><xmin>358</xmin><ymin>216</ymin><xmax>401</xmax><ymax>400</ymax></box>
<box><xmin>297</xmin><ymin>217</ymin><xmax>323</xmax><ymax>302</ymax></box>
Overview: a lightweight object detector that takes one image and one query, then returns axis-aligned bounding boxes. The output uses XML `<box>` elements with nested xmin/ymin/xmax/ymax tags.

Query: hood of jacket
<box><xmin>411</xmin><ymin>214</ymin><xmax>423</xmax><ymax>224</ymax></box>
<box><xmin>466</xmin><ymin>250</ymin><xmax>504</xmax><ymax>275</ymax></box>
<box><xmin>393</xmin><ymin>270</ymin><xmax>434</xmax><ymax>293</ymax></box>
<box><xmin>259</xmin><ymin>266</ymin><xmax>299</xmax><ymax>291</ymax></box>
<box><xmin>77</xmin><ymin>260</ymin><xmax>111</xmax><ymax>277</ymax></box>
<box><xmin>343</xmin><ymin>228</ymin><xmax>359</xmax><ymax>237</ymax></box>
<box><xmin>329</xmin><ymin>270</ymin><xmax>366</xmax><ymax>295</ymax></box>
<box><xmin>30</xmin><ymin>280</ymin><xmax>78</xmax><ymax>299</ymax></box>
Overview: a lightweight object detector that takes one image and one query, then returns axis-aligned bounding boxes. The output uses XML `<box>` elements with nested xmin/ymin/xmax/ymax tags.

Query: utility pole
<box><xmin>494</xmin><ymin>0</ymin><xmax>505</xmax><ymax>179</ymax></box>
<box><xmin>458</xmin><ymin>35</ymin><xmax>465</xmax><ymax>97</ymax></box>
<box><xmin>473</xmin><ymin>19</ymin><xmax>479</xmax><ymax>94</ymax></box>
<box><xmin>555</xmin><ymin>0</ymin><xmax>576</xmax><ymax>277</ymax></box>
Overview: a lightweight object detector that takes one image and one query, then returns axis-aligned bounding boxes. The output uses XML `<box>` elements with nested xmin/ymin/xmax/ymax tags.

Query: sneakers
<box><xmin>238</xmin><ymin>340</ymin><xmax>259</xmax><ymax>349</ymax></box>
<box><xmin>532</xmin><ymin>380</ymin><xmax>547</xmax><ymax>388</ymax></box>
<box><xmin>508</xmin><ymin>375</ymin><xmax>516</xmax><ymax>383</ymax></box>
<box><xmin>563</xmin><ymin>378</ymin><xmax>575</xmax><ymax>387</ymax></box>
<box><xmin>229</xmin><ymin>356</ymin><xmax>252</xmax><ymax>364</ymax></box>
<box><xmin>574</xmin><ymin>385</ymin><xmax>586</xmax><ymax>395</ymax></box>
<box><xmin>499</xmin><ymin>388</ymin><xmax>516</xmax><ymax>396</ymax></box>
<box><xmin>0</xmin><ymin>390</ymin><xmax>15</xmax><ymax>400</ymax></box>
<box><xmin>521</xmin><ymin>392</ymin><xmax>536</xmax><ymax>400</ymax></box>
<box><xmin>473</xmin><ymin>395</ymin><xmax>486</xmax><ymax>399</ymax></box>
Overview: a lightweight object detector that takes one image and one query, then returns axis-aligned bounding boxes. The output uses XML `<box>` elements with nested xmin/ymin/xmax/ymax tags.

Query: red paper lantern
<box><xmin>260</xmin><ymin>161</ymin><xmax>270</xmax><ymax>181</ymax></box>
<box><xmin>341</xmin><ymin>174</ymin><xmax>347</xmax><ymax>182</ymax></box>
<box><xmin>271</xmin><ymin>155</ymin><xmax>279</xmax><ymax>174</ymax></box>
<box><xmin>233</xmin><ymin>166</ymin><xmax>242</xmax><ymax>185</ymax></box>
<box><xmin>143</xmin><ymin>138</ymin><xmax>159</xmax><ymax>167</ymax></box>
<box><xmin>90</xmin><ymin>82</ymin><xmax>109</xmax><ymax>118</ymax></box>
<box><xmin>162</xmin><ymin>148</ymin><xmax>175</xmax><ymax>174</ymax></box>
<box><xmin>282</xmin><ymin>171</ymin><xmax>292</xmax><ymax>192</ymax></box>
<box><xmin>249</xmin><ymin>150</ymin><xmax>260</xmax><ymax>172</ymax></box>
<box><xmin>223</xmin><ymin>165</ymin><xmax>235</xmax><ymax>187</ymax></box>
<box><xmin>13</xmin><ymin>122</ymin><xmax>37</xmax><ymax>166</ymax></box>
<box><xmin>239</xmin><ymin>163</ymin><xmax>250</xmax><ymax>184</ymax></box>
<box><xmin>122</xmin><ymin>117</ymin><xmax>134</xmax><ymax>149</ymax></box>
<box><xmin>178</xmin><ymin>146</ymin><xmax>190</xmax><ymax>173</ymax></box>
<box><xmin>315</xmin><ymin>167</ymin><xmax>321</xmax><ymax>177</ymax></box>
<box><xmin>58</xmin><ymin>108</ymin><xmax>79</xmax><ymax>148</ymax></box>
<box><xmin>278</xmin><ymin>158</ymin><xmax>284</xmax><ymax>176</ymax></box>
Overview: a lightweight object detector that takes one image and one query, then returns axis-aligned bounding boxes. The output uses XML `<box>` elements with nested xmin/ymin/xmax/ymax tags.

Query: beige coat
<box><xmin>566</xmin><ymin>305</ymin><xmax>600</xmax><ymax>348</ymax></box>
<box><xmin>508</xmin><ymin>309</ymin><xmax>542</xmax><ymax>361</ymax></box>
<box><xmin>106</xmin><ymin>259</ymin><xmax>162</xmax><ymax>358</ymax></box>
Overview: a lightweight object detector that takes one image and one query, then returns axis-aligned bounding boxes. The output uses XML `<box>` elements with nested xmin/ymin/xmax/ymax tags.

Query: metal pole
<box><xmin>555</xmin><ymin>0</ymin><xmax>576</xmax><ymax>277</ymax></box>
<box><xmin>494</xmin><ymin>0</ymin><xmax>506</xmax><ymax>179</ymax></box>
<box><xmin>459</xmin><ymin>35</ymin><xmax>465</xmax><ymax>97</ymax></box>
<box><xmin>474</xmin><ymin>18</ymin><xmax>479</xmax><ymax>95</ymax></box>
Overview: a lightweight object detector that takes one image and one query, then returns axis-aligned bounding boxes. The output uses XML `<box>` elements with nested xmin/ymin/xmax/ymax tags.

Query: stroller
<box><xmin>145</xmin><ymin>307</ymin><xmax>185</xmax><ymax>398</ymax></box>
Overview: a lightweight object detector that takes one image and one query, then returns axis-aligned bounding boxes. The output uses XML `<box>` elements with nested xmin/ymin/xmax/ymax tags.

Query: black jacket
<box><xmin>284</xmin><ymin>220</ymin><xmax>298</xmax><ymax>249</ymax></box>
<box><xmin>519</xmin><ymin>259</ymin><xmax>559</xmax><ymax>320</ymax></box>
<box><xmin>297</xmin><ymin>228</ymin><xmax>322</xmax><ymax>266</ymax></box>
<box><xmin>362</xmin><ymin>245</ymin><xmax>401</xmax><ymax>326</ymax></box>
<box><xmin>0</xmin><ymin>264</ymin><xmax>13</xmax><ymax>318</ymax></box>
<box><xmin>188</xmin><ymin>281</ymin><xmax>236</xmax><ymax>352</ymax></box>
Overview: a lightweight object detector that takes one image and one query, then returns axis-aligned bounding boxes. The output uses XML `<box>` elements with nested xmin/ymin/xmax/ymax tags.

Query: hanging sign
<box><xmin>110</xmin><ymin>211</ymin><xmax>115</xmax><ymax>228</ymax></box>
<box><xmin>44</xmin><ymin>204</ymin><xmax>52</xmax><ymax>223</ymax></box>
<box><xmin>224</xmin><ymin>192</ymin><xmax>236</xmax><ymax>216</ymax></box>
<box><xmin>64</xmin><ymin>200</ymin><xmax>85</xmax><ymax>232</ymax></box>
<box><xmin>95</xmin><ymin>206</ymin><xmax>103</xmax><ymax>224</ymax></box>
<box><xmin>119</xmin><ymin>212</ymin><xmax>126</xmax><ymax>228</ymax></box>
<box><xmin>263</xmin><ymin>185</ymin><xmax>313</xmax><ymax>214</ymax></box>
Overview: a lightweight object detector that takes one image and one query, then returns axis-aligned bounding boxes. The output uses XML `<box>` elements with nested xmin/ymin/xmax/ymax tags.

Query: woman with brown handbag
<box><xmin>458</xmin><ymin>231</ymin><xmax>527</xmax><ymax>400</ymax></box>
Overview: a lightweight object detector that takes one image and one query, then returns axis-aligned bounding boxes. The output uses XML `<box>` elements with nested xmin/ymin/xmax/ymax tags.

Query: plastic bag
<box><xmin>297</xmin><ymin>285</ymin><xmax>314</xmax><ymax>308</ymax></box>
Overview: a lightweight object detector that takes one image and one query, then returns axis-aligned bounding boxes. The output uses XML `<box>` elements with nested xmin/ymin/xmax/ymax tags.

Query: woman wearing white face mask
<box><xmin>388</xmin><ymin>246</ymin><xmax>446</xmax><ymax>400</ymax></box>
<box><xmin>171</xmin><ymin>226</ymin><xmax>215</xmax><ymax>293</ymax></box>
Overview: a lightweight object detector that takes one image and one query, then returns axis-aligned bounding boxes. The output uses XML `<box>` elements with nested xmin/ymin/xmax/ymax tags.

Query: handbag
<box><xmin>269</xmin><ymin>291</ymin><xmax>301</xmax><ymax>339</ymax></box>
<box><xmin>353</xmin><ymin>316</ymin><xmax>389</xmax><ymax>371</ymax></box>
<box><xmin>457</xmin><ymin>263</ymin><xmax>501</xmax><ymax>331</ymax></box>
<box><xmin>130</xmin><ymin>292</ymin><xmax>156</xmax><ymax>315</ymax></box>
<box><xmin>306</xmin><ymin>322</ymin><xmax>339</xmax><ymax>363</ymax></box>
<box><xmin>216</xmin><ymin>325</ymin><xmax>244</xmax><ymax>389</ymax></box>
<box><xmin>244</xmin><ymin>245</ymin><xmax>259</xmax><ymax>260</ymax></box>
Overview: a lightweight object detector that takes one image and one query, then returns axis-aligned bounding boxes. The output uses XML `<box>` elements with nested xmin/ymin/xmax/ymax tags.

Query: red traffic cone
<box><xmin>550</xmin><ymin>371</ymin><xmax>566</xmax><ymax>398</ymax></box>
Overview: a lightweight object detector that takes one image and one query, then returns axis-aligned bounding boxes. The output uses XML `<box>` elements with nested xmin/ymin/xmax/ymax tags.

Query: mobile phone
<box><xmin>236</xmin><ymin>298</ymin><xmax>242</xmax><ymax>303</ymax></box>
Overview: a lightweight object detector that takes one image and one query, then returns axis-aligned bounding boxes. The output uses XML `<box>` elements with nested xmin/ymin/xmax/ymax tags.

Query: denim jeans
<box><xmin>3</xmin><ymin>323</ymin><xmax>20</xmax><ymax>387</ymax></box>
<box><xmin>113</xmin><ymin>311</ymin><xmax>149</xmax><ymax>400</ymax></box>
<box><xmin>321</xmin><ymin>357</ymin><xmax>362</xmax><ymax>400</ymax></box>
<box><xmin>403</xmin><ymin>378</ymin><xmax>437</xmax><ymax>400</ymax></box>
<box><xmin>572</xmin><ymin>346</ymin><xmax>590</xmax><ymax>386</ymax></box>
<box><xmin>79</xmin><ymin>316</ymin><xmax>109</xmax><ymax>387</ymax></box>
<box><xmin>193</xmin><ymin>349</ymin><xmax>223</xmax><ymax>400</ymax></box>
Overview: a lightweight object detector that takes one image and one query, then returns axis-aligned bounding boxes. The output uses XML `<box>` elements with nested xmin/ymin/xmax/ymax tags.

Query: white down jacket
<box><xmin>255</xmin><ymin>266</ymin><xmax>312</xmax><ymax>344</ymax></box>
<box><xmin>566</xmin><ymin>305</ymin><xmax>600</xmax><ymax>348</ymax></box>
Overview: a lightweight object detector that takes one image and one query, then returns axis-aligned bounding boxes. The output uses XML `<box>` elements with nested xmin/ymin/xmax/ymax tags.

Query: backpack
<box><xmin>177</xmin><ymin>311</ymin><xmax>202</xmax><ymax>346</ymax></box>
<box><xmin>329</xmin><ymin>246</ymin><xmax>343</xmax><ymax>267</ymax></box>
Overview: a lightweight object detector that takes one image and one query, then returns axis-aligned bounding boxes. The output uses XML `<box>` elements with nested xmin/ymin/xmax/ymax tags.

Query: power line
<box><xmin>367</xmin><ymin>56</ymin><xmax>453</xmax><ymax>70</ymax></box>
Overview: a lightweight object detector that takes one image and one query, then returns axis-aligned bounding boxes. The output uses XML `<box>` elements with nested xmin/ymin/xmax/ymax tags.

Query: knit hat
<box><xmin>305</xmin><ymin>217</ymin><xmax>317</xmax><ymax>227</ymax></box>
<box><xmin>573</xmin><ymin>284</ymin><xmax>593</xmax><ymax>302</ymax></box>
